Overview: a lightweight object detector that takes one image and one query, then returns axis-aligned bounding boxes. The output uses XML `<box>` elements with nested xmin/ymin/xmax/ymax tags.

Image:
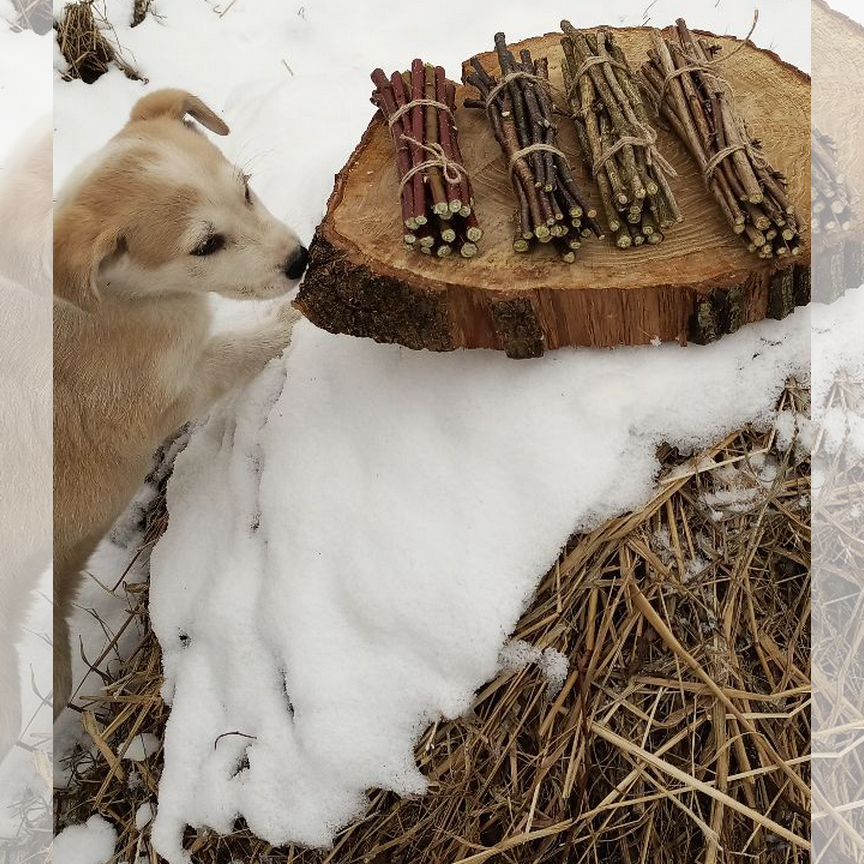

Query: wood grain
<box><xmin>297</xmin><ymin>27</ymin><xmax>811</xmax><ymax>357</ymax></box>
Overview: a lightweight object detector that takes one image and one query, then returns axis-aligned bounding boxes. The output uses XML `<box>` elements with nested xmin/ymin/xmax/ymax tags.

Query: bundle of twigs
<box><xmin>812</xmin><ymin>128</ymin><xmax>854</xmax><ymax>236</ymax></box>
<box><xmin>561</xmin><ymin>23</ymin><xmax>681</xmax><ymax>249</ymax></box>
<box><xmin>640</xmin><ymin>19</ymin><xmax>802</xmax><ymax>260</ymax></box>
<box><xmin>463</xmin><ymin>33</ymin><xmax>603</xmax><ymax>261</ymax></box>
<box><xmin>371</xmin><ymin>62</ymin><xmax>482</xmax><ymax>259</ymax></box>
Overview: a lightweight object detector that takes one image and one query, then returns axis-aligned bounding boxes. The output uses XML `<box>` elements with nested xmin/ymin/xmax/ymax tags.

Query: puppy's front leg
<box><xmin>171</xmin><ymin>303</ymin><xmax>301</xmax><ymax>426</ymax></box>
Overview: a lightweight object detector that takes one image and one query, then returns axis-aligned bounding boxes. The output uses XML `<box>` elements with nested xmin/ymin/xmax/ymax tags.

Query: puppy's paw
<box><xmin>276</xmin><ymin>301</ymin><xmax>302</xmax><ymax>331</ymax></box>
<box><xmin>260</xmin><ymin>301</ymin><xmax>302</xmax><ymax>359</ymax></box>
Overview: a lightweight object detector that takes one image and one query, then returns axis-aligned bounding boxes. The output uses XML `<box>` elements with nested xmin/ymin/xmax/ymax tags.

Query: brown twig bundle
<box><xmin>561</xmin><ymin>23</ymin><xmax>682</xmax><ymax>249</ymax></box>
<box><xmin>371</xmin><ymin>62</ymin><xmax>482</xmax><ymax>259</ymax></box>
<box><xmin>640</xmin><ymin>18</ymin><xmax>802</xmax><ymax>260</ymax></box>
<box><xmin>812</xmin><ymin>128</ymin><xmax>854</xmax><ymax>236</ymax></box>
<box><xmin>463</xmin><ymin>33</ymin><xmax>603</xmax><ymax>261</ymax></box>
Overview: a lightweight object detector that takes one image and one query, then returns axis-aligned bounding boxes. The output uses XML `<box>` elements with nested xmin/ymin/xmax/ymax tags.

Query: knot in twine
<box><xmin>484</xmin><ymin>70</ymin><xmax>551</xmax><ymax>108</ymax></box>
<box><xmin>656</xmin><ymin>8</ymin><xmax>759</xmax><ymax>104</ymax></box>
<box><xmin>387</xmin><ymin>98</ymin><xmax>453</xmax><ymax>129</ymax></box>
<box><xmin>508</xmin><ymin>142</ymin><xmax>570</xmax><ymax>177</ymax></box>
<box><xmin>655</xmin><ymin>64</ymin><xmax>768</xmax><ymax>184</ymax></box>
<box><xmin>399</xmin><ymin>136</ymin><xmax>466</xmax><ymax>190</ymax></box>
<box><xmin>566</xmin><ymin>54</ymin><xmax>629</xmax><ymax>100</ymax></box>
<box><xmin>593</xmin><ymin>122</ymin><xmax>678</xmax><ymax>179</ymax></box>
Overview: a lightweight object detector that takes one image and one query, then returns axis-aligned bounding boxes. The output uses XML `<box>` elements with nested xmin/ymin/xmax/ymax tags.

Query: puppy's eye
<box><xmin>244</xmin><ymin>182</ymin><xmax>252</xmax><ymax>205</ymax></box>
<box><xmin>192</xmin><ymin>234</ymin><xmax>225</xmax><ymax>256</ymax></box>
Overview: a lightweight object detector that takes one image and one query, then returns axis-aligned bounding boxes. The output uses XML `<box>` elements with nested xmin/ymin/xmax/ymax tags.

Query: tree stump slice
<box><xmin>297</xmin><ymin>27</ymin><xmax>811</xmax><ymax>358</ymax></box>
<box><xmin>813</xmin><ymin>0</ymin><xmax>864</xmax><ymax>305</ymax></box>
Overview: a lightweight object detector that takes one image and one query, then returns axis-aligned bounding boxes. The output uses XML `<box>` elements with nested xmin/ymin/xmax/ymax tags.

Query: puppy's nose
<box><xmin>284</xmin><ymin>245</ymin><xmax>309</xmax><ymax>280</ymax></box>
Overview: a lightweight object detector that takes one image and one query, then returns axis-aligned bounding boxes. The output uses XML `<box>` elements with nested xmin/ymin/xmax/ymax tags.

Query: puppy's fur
<box><xmin>54</xmin><ymin>90</ymin><xmax>307</xmax><ymax>717</ymax></box>
<box><xmin>0</xmin><ymin>120</ymin><xmax>52</xmax><ymax>763</ymax></box>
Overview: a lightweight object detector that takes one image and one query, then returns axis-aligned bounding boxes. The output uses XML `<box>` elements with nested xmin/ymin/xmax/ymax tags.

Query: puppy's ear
<box><xmin>53</xmin><ymin>208</ymin><xmax>121</xmax><ymax>309</ymax></box>
<box><xmin>128</xmin><ymin>89</ymin><xmax>230</xmax><ymax>136</ymax></box>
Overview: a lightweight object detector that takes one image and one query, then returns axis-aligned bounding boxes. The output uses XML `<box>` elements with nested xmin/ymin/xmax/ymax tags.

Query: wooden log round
<box><xmin>296</xmin><ymin>27</ymin><xmax>811</xmax><ymax>359</ymax></box>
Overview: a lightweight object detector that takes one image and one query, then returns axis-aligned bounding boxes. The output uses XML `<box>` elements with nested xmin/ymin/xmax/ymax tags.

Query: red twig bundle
<box><xmin>371</xmin><ymin>61</ymin><xmax>482</xmax><ymax>258</ymax></box>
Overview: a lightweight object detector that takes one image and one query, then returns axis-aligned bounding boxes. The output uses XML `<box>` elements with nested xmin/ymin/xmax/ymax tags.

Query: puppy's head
<box><xmin>54</xmin><ymin>89</ymin><xmax>308</xmax><ymax>307</ymax></box>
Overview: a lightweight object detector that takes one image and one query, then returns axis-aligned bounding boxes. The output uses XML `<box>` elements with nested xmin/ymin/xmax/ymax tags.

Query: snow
<box><xmin>146</xmin><ymin>302</ymin><xmax>823</xmax><ymax>861</ymax></box>
<box><xmin>135</xmin><ymin>802</ymin><xmax>155</xmax><ymax>831</ymax></box>
<box><xmin>48</xmin><ymin>1</ymin><xmax>826</xmax><ymax>862</ymax></box>
<box><xmin>122</xmin><ymin>733</ymin><xmax>160</xmax><ymax>763</ymax></box>
<box><xmin>53</xmin><ymin>816</ymin><xmax>117</xmax><ymax>864</ymax></box>
<box><xmin>499</xmin><ymin>640</ymin><xmax>569</xmax><ymax>697</ymax></box>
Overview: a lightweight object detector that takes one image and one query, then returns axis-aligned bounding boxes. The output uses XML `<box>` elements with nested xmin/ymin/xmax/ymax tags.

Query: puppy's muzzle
<box><xmin>283</xmin><ymin>246</ymin><xmax>309</xmax><ymax>280</ymax></box>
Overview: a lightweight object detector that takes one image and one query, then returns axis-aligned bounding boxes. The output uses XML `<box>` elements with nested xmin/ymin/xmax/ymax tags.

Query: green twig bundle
<box><xmin>640</xmin><ymin>18</ymin><xmax>802</xmax><ymax>260</ymax></box>
<box><xmin>561</xmin><ymin>23</ymin><xmax>682</xmax><ymax>249</ymax></box>
<box><xmin>812</xmin><ymin>129</ymin><xmax>854</xmax><ymax>236</ymax></box>
<box><xmin>463</xmin><ymin>33</ymin><xmax>603</xmax><ymax>261</ymax></box>
<box><xmin>371</xmin><ymin>61</ymin><xmax>482</xmax><ymax>259</ymax></box>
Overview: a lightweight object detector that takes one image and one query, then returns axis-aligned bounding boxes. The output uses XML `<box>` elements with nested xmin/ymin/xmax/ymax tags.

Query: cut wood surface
<box><xmin>297</xmin><ymin>27</ymin><xmax>812</xmax><ymax>358</ymax></box>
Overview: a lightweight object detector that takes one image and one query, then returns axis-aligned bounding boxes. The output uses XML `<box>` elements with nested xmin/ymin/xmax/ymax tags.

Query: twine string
<box><xmin>387</xmin><ymin>98</ymin><xmax>453</xmax><ymax>129</ymax></box>
<box><xmin>398</xmin><ymin>136</ymin><xmax>466</xmax><ymax>191</ymax></box>
<box><xmin>593</xmin><ymin>123</ymin><xmax>678</xmax><ymax>179</ymax></box>
<box><xmin>702</xmin><ymin>143</ymin><xmax>748</xmax><ymax>183</ymax></box>
<box><xmin>652</xmin><ymin>11</ymin><xmax>765</xmax><ymax>183</ymax></box>
<box><xmin>657</xmin><ymin>9</ymin><xmax>759</xmax><ymax>104</ymax></box>
<box><xmin>566</xmin><ymin>54</ymin><xmax>629</xmax><ymax>100</ymax></box>
<box><xmin>508</xmin><ymin>142</ymin><xmax>570</xmax><ymax>177</ymax></box>
<box><xmin>484</xmin><ymin>71</ymin><xmax>551</xmax><ymax>109</ymax></box>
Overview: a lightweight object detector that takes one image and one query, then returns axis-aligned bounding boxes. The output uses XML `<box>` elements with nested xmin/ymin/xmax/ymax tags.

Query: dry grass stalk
<box><xmin>811</xmin><ymin>371</ymin><xmax>864</xmax><ymax>861</ymax></box>
<box><xmin>55</xmin><ymin>382</ymin><xmax>811</xmax><ymax>863</ymax></box>
<box><xmin>56</xmin><ymin>1</ymin><xmax>142</xmax><ymax>84</ymax></box>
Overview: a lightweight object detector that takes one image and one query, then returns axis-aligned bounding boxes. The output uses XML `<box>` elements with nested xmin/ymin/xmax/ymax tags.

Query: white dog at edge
<box><xmin>0</xmin><ymin>117</ymin><xmax>52</xmax><ymax>764</ymax></box>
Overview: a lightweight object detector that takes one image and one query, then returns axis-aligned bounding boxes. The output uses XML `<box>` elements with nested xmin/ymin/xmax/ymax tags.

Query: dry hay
<box><xmin>56</xmin><ymin>1</ymin><xmax>142</xmax><ymax>84</ymax></box>
<box><xmin>811</xmin><ymin>371</ymin><xmax>864</xmax><ymax>863</ymax></box>
<box><xmin>131</xmin><ymin>0</ymin><xmax>153</xmax><ymax>28</ymax></box>
<box><xmin>55</xmin><ymin>381</ymin><xmax>813</xmax><ymax>863</ymax></box>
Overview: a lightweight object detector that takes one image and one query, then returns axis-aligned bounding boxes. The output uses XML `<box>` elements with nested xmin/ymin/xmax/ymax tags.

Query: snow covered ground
<box><xmin>0</xmin><ymin>7</ymin><xmax>52</xmax><ymax>861</ymax></box>
<box><xmin>50</xmin><ymin>1</ymin><xmax>846</xmax><ymax>862</ymax></box>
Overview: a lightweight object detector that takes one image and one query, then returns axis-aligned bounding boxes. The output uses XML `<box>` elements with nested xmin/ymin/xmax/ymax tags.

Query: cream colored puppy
<box><xmin>54</xmin><ymin>90</ymin><xmax>308</xmax><ymax>716</ymax></box>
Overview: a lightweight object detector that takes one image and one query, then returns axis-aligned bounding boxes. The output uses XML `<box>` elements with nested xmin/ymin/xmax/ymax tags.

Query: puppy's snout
<box><xmin>283</xmin><ymin>245</ymin><xmax>309</xmax><ymax>280</ymax></box>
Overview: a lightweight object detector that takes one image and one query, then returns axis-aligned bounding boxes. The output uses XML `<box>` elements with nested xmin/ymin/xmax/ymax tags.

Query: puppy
<box><xmin>0</xmin><ymin>120</ymin><xmax>52</xmax><ymax>762</ymax></box>
<box><xmin>54</xmin><ymin>89</ymin><xmax>308</xmax><ymax>717</ymax></box>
